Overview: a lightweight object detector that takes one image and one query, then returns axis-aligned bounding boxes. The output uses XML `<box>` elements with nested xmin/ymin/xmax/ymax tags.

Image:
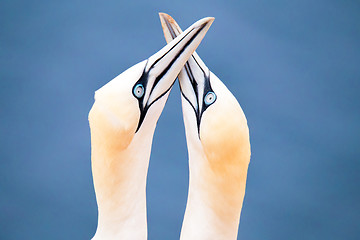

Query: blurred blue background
<box><xmin>1</xmin><ymin>0</ymin><xmax>359</xmax><ymax>239</ymax></box>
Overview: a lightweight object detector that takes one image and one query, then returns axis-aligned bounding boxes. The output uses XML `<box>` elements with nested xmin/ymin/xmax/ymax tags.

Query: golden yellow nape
<box><xmin>88</xmin><ymin>16</ymin><xmax>214</xmax><ymax>240</ymax></box>
<box><xmin>159</xmin><ymin>13</ymin><xmax>251</xmax><ymax>240</ymax></box>
<box><xmin>181</xmin><ymin>74</ymin><xmax>251</xmax><ymax>240</ymax></box>
<box><xmin>199</xmin><ymin>74</ymin><xmax>251</xmax><ymax>227</ymax></box>
<box><xmin>89</xmin><ymin>62</ymin><xmax>144</xmax><ymax>152</ymax></box>
<box><xmin>200</xmin><ymin>75</ymin><xmax>251</xmax><ymax>184</ymax></box>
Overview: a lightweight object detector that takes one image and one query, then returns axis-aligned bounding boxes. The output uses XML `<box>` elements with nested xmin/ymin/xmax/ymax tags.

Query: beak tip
<box><xmin>159</xmin><ymin>13</ymin><xmax>214</xmax><ymax>27</ymax></box>
<box><xmin>204</xmin><ymin>17</ymin><xmax>215</xmax><ymax>25</ymax></box>
<box><xmin>159</xmin><ymin>12</ymin><xmax>178</xmax><ymax>26</ymax></box>
<box><xmin>206</xmin><ymin>17</ymin><xmax>215</xmax><ymax>21</ymax></box>
<box><xmin>193</xmin><ymin>17</ymin><xmax>215</xmax><ymax>31</ymax></box>
<box><xmin>158</xmin><ymin>12</ymin><xmax>173</xmax><ymax>22</ymax></box>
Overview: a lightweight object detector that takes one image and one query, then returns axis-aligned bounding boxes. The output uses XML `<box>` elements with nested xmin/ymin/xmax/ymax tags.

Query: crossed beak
<box><xmin>134</xmin><ymin>16</ymin><xmax>214</xmax><ymax>131</ymax></box>
<box><xmin>159</xmin><ymin>13</ymin><xmax>215</xmax><ymax>131</ymax></box>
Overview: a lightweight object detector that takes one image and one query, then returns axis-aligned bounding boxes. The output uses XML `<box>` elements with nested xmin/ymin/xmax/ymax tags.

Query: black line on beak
<box><xmin>180</xmin><ymin>69</ymin><xmax>214</xmax><ymax>138</ymax></box>
<box><xmin>148</xmin><ymin>26</ymin><xmax>193</xmax><ymax>72</ymax></box>
<box><xmin>134</xmin><ymin>23</ymin><xmax>207</xmax><ymax>133</ymax></box>
<box><xmin>165</xmin><ymin>18</ymin><xmax>177</xmax><ymax>39</ymax></box>
<box><xmin>150</xmin><ymin>23</ymin><xmax>207</xmax><ymax>93</ymax></box>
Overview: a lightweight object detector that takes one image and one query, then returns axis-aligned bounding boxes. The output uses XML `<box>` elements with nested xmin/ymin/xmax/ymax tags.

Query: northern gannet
<box><xmin>159</xmin><ymin>13</ymin><xmax>251</xmax><ymax>240</ymax></box>
<box><xmin>89</xmin><ymin>17</ymin><xmax>214</xmax><ymax>240</ymax></box>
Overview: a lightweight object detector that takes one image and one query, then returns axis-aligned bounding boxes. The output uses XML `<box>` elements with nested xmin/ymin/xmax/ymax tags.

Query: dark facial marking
<box><xmin>180</xmin><ymin>69</ymin><xmax>216</xmax><ymax>137</ymax></box>
<box><xmin>132</xmin><ymin>24</ymin><xmax>207</xmax><ymax>133</ymax></box>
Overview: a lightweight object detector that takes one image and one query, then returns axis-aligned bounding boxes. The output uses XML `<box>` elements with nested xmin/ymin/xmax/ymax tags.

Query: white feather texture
<box><xmin>89</xmin><ymin>17</ymin><xmax>214</xmax><ymax>240</ymax></box>
<box><xmin>159</xmin><ymin>13</ymin><xmax>251</xmax><ymax>240</ymax></box>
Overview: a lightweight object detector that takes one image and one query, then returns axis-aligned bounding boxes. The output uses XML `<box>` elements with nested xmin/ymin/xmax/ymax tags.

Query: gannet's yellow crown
<box><xmin>160</xmin><ymin>13</ymin><xmax>251</xmax><ymax>240</ymax></box>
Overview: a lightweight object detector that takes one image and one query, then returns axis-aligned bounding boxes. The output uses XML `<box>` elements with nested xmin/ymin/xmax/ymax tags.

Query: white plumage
<box><xmin>88</xmin><ymin>17</ymin><xmax>214</xmax><ymax>240</ymax></box>
<box><xmin>160</xmin><ymin>13</ymin><xmax>251</xmax><ymax>240</ymax></box>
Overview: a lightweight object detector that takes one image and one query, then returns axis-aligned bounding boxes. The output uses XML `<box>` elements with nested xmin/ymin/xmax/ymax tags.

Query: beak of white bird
<box><xmin>159</xmin><ymin>13</ymin><xmax>216</xmax><ymax>132</ymax></box>
<box><xmin>134</xmin><ymin>16</ymin><xmax>214</xmax><ymax>131</ymax></box>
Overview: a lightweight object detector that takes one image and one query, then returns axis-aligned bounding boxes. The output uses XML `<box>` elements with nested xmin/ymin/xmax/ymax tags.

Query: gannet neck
<box><xmin>89</xmin><ymin>94</ymin><xmax>166</xmax><ymax>240</ymax></box>
<box><xmin>179</xmin><ymin>77</ymin><xmax>251</xmax><ymax>240</ymax></box>
<box><xmin>90</xmin><ymin>133</ymin><xmax>150</xmax><ymax>239</ymax></box>
<box><xmin>180</xmin><ymin>149</ymin><xmax>249</xmax><ymax>240</ymax></box>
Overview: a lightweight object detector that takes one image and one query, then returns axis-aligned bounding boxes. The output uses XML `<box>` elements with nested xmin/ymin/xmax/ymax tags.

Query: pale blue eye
<box><xmin>133</xmin><ymin>84</ymin><xmax>144</xmax><ymax>98</ymax></box>
<box><xmin>204</xmin><ymin>91</ymin><xmax>216</xmax><ymax>105</ymax></box>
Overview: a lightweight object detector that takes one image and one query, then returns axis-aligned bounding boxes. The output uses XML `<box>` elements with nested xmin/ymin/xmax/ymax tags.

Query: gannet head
<box><xmin>180</xmin><ymin>66</ymin><xmax>251</xmax><ymax>179</ymax></box>
<box><xmin>89</xmin><ymin>17</ymin><xmax>214</xmax><ymax>151</ymax></box>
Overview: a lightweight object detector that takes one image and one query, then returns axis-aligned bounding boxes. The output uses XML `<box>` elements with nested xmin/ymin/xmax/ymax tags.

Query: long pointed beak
<box><xmin>135</xmin><ymin>16</ymin><xmax>214</xmax><ymax>132</ymax></box>
<box><xmin>159</xmin><ymin>13</ymin><xmax>215</xmax><ymax>130</ymax></box>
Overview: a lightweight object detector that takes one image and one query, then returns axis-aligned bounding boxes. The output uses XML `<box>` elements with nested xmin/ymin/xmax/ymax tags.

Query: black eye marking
<box><xmin>133</xmin><ymin>62</ymin><xmax>149</xmax><ymax>133</ymax></box>
<box><xmin>180</xmin><ymin>69</ymin><xmax>216</xmax><ymax>138</ymax></box>
<box><xmin>197</xmin><ymin>70</ymin><xmax>215</xmax><ymax>125</ymax></box>
<box><xmin>133</xmin><ymin>25</ymin><xmax>208</xmax><ymax>134</ymax></box>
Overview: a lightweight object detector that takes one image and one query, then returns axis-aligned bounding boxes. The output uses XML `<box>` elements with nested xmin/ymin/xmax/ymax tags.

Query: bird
<box><xmin>159</xmin><ymin>13</ymin><xmax>251</xmax><ymax>240</ymax></box>
<box><xmin>88</xmin><ymin>17</ymin><xmax>214</xmax><ymax>240</ymax></box>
